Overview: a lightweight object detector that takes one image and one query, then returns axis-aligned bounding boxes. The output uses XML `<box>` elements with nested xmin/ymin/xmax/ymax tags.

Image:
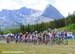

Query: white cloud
<box><xmin>0</xmin><ymin>0</ymin><xmax>22</xmax><ymax>10</ymax></box>
<box><xmin>14</xmin><ymin>0</ymin><xmax>48</xmax><ymax>11</ymax></box>
<box><xmin>53</xmin><ymin>0</ymin><xmax>75</xmax><ymax>17</ymax></box>
<box><xmin>0</xmin><ymin>0</ymin><xmax>48</xmax><ymax>11</ymax></box>
<box><xmin>0</xmin><ymin>0</ymin><xmax>75</xmax><ymax>17</ymax></box>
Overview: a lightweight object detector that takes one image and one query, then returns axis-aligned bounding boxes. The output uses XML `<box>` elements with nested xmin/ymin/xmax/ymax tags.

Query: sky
<box><xmin>0</xmin><ymin>0</ymin><xmax>75</xmax><ymax>17</ymax></box>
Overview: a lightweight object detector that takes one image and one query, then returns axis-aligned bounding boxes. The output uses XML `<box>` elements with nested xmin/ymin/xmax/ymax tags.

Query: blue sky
<box><xmin>0</xmin><ymin>0</ymin><xmax>75</xmax><ymax>17</ymax></box>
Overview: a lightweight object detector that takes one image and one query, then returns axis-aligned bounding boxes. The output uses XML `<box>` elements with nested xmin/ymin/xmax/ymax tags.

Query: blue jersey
<box><xmin>15</xmin><ymin>34</ymin><xmax>19</xmax><ymax>39</ymax></box>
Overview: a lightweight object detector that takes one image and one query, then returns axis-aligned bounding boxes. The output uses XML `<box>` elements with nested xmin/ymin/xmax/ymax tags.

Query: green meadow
<box><xmin>0</xmin><ymin>39</ymin><xmax>75</xmax><ymax>54</ymax></box>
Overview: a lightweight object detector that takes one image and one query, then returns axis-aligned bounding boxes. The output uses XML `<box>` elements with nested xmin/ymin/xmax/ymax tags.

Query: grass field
<box><xmin>0</xmin><ymin>39</ymin><xmax>75</xmax><ymax>54</ymax></box>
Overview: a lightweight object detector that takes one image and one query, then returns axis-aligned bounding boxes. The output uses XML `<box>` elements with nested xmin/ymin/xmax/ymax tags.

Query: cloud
<box><xmin>0</xmin><ymin>0</ymin><xmax>22</xmax><ymax>10</ymax></box>
<box><xmin>53</xmin><ymin>0</ymin><xmax>75</xmax><ymax>16</ymax></box>
<box><xmin>47</xmin><ymin>0</ymin><xmax>55</xmax><ymax>4</ymax></box>
<box><xmin>0</xmin><ymin>0</ymin><xmax>55</xmax><ymax>11</ymax></box>
<box><xmin>14</xmin><ymin>0</ymin><xmax>49</xmax><ymax>10</ymax></box>
<box><xmin>0</xmin><ymin>0</ymin><xmax>48</xmax><ymax>11</ymax></box>
<box><xmin>0</xmin><ymin>0</ymin><xmax>75</xmax><ymax>17</ymax></box>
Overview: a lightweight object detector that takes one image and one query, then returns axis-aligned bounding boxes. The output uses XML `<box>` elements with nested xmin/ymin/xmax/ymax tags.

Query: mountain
<box><xmin>42</xmin><ymin>4</ymin><xmax>64</xmax><ymax>19</ymax></box>
<box><xmin>0</xmin><ymin>4</ymin><xmax>64</xmax><ymax>30</ymax></box>
<box><xmin>0</xmin><ymin>7</ymin><xmax>39</xmax><ymax>30</ymax></box>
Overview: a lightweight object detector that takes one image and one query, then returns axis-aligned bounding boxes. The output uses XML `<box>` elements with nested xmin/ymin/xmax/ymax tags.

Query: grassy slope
<box><xmin>58</xmin><ymin>24</ymin><xmax>75</xmax><ymax>33</ymax></box>
<box><xmin>0</xmin><ymin>40</ymin><xmax>75</xmax><ymax>54</ymax></box>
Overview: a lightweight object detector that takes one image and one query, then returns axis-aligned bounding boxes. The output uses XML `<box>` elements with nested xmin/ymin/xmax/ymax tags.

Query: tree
<box><xmin>0</xmin><ymin>27</ymin><xmax>3</xmax><ymax>35</ymax></box>
<box><xmin>19</xmin><ymin>24</ymin><xmax>25</xmax><ymax>33</ymax></box>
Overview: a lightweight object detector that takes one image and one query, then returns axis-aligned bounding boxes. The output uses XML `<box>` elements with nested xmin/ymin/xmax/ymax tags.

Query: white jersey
<box><xmin>48</xmin><ymin>32</ymin><xmax>52</xmax><ymax>37</ymax></box>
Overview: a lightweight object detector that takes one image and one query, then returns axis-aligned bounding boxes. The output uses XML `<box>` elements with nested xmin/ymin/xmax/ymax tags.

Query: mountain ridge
<box><xmin>0</xmin><ymin>4</ymin><xmax>64</xmax><ymax>30</ymax></box>
<box><xmin>42</xmin><ymin>4</ymin><xmax>64</xmax><ymax>19</ymax></box>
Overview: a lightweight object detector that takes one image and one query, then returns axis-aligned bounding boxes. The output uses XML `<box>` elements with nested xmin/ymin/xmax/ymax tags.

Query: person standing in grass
<box><xmin>6</xmin><ymin>35</ymin><xmax>11</xmax><ymax>43</ymax></box>
<box><xmin>17</xmin><ymin>33</ymin><xmax>22</xmax><ymax>42</ymax></box>
<box><xmin>24</xmin><ymin>32</ymin><xmax>28</xmax><ymax>44</ymax></box>
<box><xmin>27</xmin><ymin>32</ymin><xmax>32</xmax><ymax>43</ymax></box>
<box><xmin>38</xmin><ymin>32</ymin><xmax>42</xmax><ymax>44</ymax></box>
<box><xmin>64</xmin><ymin>31</ymin><xmax>68</xmax><ymax>45</ymax></box>
<box><xmin>60</xmin><ymin>30</ymin><xmax>65</xmax><ymax>44</ymax></box>
<box><xmin>47</xmin><ymin>29</ymin><xmax>52</xmax><ymax>44</ymax></box>
<box><xmin>29</xmin><ymin>32</ymin><xmax>33</xmax><ymax>42</ymax></box>
<box><xmin>15</xmin><ymin>34</ymin><xmax>20</xmax><ymax>43</ymax></box>
<box><xmin>22</xmin><ymin>33</ymin><xmax>26</xmax><ymax>43</ymax></box>
<box><xmin>56</xmin><ymin>32</ymin><xmax>62</xmax><ymax>45</ymax></box>
<box><xmin>42</xmin><ymin>31</ymin><xmax>49</xmax><ymax>45</ymax></box>
<box><xmin>51</xmin><ymin>30</ymin><xmax>56</xmax><ymax>45</ymax></box>
<box><xmin>32</xmin><ymin>31</ymin><xmax>38</xmax><ymax>44</ymax></box>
